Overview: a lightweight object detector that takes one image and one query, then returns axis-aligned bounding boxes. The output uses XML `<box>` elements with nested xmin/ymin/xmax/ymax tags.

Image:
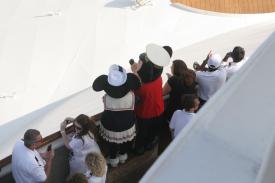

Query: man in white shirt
<box><xmin>222</xmin><ymin>46</ymin><xmax>246</xmax><ymax>80</ymax></box>
<box><xmin>169</xmin><ymin>95</ymin><xmax>200</xmax><ymax>138</ymax></box>
<box><xmin>12</xmin><ymin>129</ymin><xmax>54</xmax><ymax>183</ymax></box>
<box><xmin>194</xmin><ymin>52</ymin><xmax>226</xmax><ymax>107</ymax></box>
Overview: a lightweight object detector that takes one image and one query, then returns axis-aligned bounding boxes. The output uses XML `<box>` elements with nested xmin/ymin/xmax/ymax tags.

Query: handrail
<box><xmin>0</xmin><ymin>112</ymin><xmax>102</xmax><ymax>170</ymax></box>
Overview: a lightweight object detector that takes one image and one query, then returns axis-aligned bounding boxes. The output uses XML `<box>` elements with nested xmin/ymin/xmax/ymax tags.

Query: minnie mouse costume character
<box><xmin>92</xmin><ymin>64</ymin><xmax>141</xmax><ymax>167</ymax></box>
<box><xmin>131</xmin><ymin>43</ymin><xmax>171</xmax><ymax>155</ymax></box>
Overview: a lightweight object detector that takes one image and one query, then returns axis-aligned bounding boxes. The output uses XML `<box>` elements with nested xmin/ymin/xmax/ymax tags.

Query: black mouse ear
<box><xmin>126</xmin><ymin>73</ymin><xmax>141</xmax><ymax>90</ymax></box>
<box><xmin>92</xmin><ymin>75</ymin><xmax>108</xmax><ymax>92</ymax></box>
<box><xmin>163</xmin><ymin>46</ymin><xmax>173</xmax><ymax>58</ymax></box>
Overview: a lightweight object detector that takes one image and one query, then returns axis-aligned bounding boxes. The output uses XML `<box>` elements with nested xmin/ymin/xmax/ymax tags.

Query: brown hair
<box><xmin>85</xmin><ymin>153</ymin><xmax>106</xmax><ymax>177</ymax></box>
<box><xmin>181</xmin><ymin>94</ymin><xmax>199</xmax><ymax>111</ymax></box>
<box><xmin>75</xmin><ymin>114</ymin><xmax>99</xmax><ymax>144</ymax></box>
<box><xmin>172</xmin><ymin>60</ymin><xmax>195</xmax><ymax>87</ymax></box>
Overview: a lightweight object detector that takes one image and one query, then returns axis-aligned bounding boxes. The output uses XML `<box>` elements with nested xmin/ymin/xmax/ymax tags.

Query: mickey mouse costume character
<box><xmin>131</xmin><ymin>43</ymin><xmax>171</xmax><ymax>155</ymax></box>
<box><xmin>92</xmin><ymin>64</ymin><xmax>141</xmax><ymax>167</ymax></box>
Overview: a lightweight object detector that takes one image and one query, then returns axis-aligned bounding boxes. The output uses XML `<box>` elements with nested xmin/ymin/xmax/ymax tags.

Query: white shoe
<box><xmin>107</xmin><ymin>157</ymin><xmax>119</xmax><ymax>167</ymax></box>
<box><xmin>118</xmin><ymin>153</ymin><xmax>128</xmax><ymax>164</ymax></box>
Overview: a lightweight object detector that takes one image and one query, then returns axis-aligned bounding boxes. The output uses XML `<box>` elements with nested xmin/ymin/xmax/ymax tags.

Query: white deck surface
<box><xmin>1</xmin><ymin>1</ymin><xmax>275</xmax><ymax>180</ymax></box>
<box><xmin>1</xmin><ymin>0</ymin><xmax>275</xmax><ymax>124</ymax></box>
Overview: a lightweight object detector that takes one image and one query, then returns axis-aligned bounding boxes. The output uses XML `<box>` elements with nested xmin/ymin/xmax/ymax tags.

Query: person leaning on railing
<box><xmin>11</xmin><ymin>129</ymin><xmax>55</xmax><ymax>183</ymax></box>
<box><xmin>60</xmin><ymin>114</ymin><xmax>101</xmax><ymax>178</ymax></box>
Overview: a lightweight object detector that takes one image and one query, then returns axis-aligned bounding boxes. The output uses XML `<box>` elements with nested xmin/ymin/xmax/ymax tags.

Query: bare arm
<box><xmin>162</xmin><ymin>81</ymin><xmax>172</xmax><ymax>96</ymax></box>
<box><xmin>60</xmin><ymin>118</ymin><xmax>74</xmax><ymax>150</ymax></box>
<box><xmin>194</xmin><ymin>51</ymin><xmax>212</xmax><ymax>71</ymax></box>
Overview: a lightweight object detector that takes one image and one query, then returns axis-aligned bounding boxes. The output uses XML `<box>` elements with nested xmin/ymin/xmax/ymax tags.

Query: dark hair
<box><xmin>23</xmin><ymin>129</ymin><xmax>41</xmax><ymax>148</ymax></box>
<box><xmin>75</xmin><ymin>114</ymin><xmax>98</xmax><ymax>143</ymax></box>
<box><xmin>232</xmin><ymin>46</ymin><xmax>245</xmax><ymax>62</ymax></box>
<box><xmin>67</xmin><ymin>173</ymin><xmax>88</xmax><ymax>183</ymax></box>
<box><xmin>181</xmin><ymin>94</ymin><xmax>198</xmax><ymax>111</ymax></box>
<box><xmin>172</xmin><ymin>60</ymin><xmax>195</xmax><ymax>87</ymax></box>
<box><xmin>163</xmin><ymin>46</ymin><xmax>173</xmax><ymax>58</ymax></box>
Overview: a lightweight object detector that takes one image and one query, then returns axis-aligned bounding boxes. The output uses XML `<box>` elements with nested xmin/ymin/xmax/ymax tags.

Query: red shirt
<box><xmin>134</xmin><ymin>77</ymin><xmax>164</xmax><ymax>119</ymax></box>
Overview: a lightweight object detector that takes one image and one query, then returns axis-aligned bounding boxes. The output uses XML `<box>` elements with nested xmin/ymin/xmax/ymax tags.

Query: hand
<box><xmin>40</xmin><ymin>150</ymin><xmax>55</xmax><ymax>161</ymax></box>
<box><xmin>65</xmin><ymin>117</ymin><xmax>74</xmax><ymax>124</ymax></box>
<box><xmin>193</xmin><ymin>62</ymin><xmax>200</xmax><ymax>71</ymax></box>
<box><xmin>60</xmin><ymin>119</ymin><xmax>67</xmax><ymax>132</ymax></box>
<box><xmin>166</xmin><ymin>73</ymin><xmax>172</xmax><ymax>79</ymax></box>
<box><xmin>49</xmin><ymin>149</ymin><xmax>55</xmax><ymax>160</ymax></box>
<box><xmin>223</xmin><ymin>52</ymin><xmax>231</xmax><ymax>62</ymax></box>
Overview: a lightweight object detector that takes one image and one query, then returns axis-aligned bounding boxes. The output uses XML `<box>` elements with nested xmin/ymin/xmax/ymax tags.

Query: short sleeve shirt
<box><xmin>196</xmin><ymin>69</ymin><xmax>226</xmax><ymax>101</ymax></box>
<box><xmin>225</xmin><ymin>60</ymin><xmax>246</xmax><ymax>80</ymax></box>
<box><xmin>12</xmin><ymin>141</ymin><xmax>47</xmax><ymax>183</ymax></box>
<box><xmin>169</xmin><ymin>110</ymin><xmax>195</xmax><ymax>138</ymax></box>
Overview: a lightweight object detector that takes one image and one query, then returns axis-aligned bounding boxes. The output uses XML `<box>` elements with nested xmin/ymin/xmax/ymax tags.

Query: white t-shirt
<box><xmin>86</xmin><ymin>165</ymin><xmax>108</xmax><ymax>183</ymax></box>
<box><xmin>169</xmin><ymin>110</ymin><xmax>195</xmax><ymax>138</ymax></box>
<box><xmin>196</xmin><ymin>69</ymin><xmax>226</xmax><ymax>101</ymax></box>
<box><xmin>225</xmin><ymin>59</ymin><xmax>246</xmax><ymax>80</ymax></box>
<box><xmin>69</xmin><ymin>133</ymin><xmax>101</xmax><ymax>175</ymax></box>
<box><xmin>12</xmin><ymin>140</ymin><xmax>46</xmax><ymax>183</ymax></box>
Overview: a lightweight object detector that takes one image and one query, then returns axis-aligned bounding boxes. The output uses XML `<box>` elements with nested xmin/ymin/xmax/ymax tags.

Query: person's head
<box><xmin>67</xmin><ymin>173</ymin><xmax>88</xmax><ymax>183</ymax></box>
<box><xmin>231</xmin><ymin>46</ymin><xmax>245</xmax><ymax>62</ymax></box>
<box><xmin>23</xmin><ymin>129</ymin><xmax>42</xmax><ymax>150</ymax></box>
<box><xmin>207</xmin><ymin>53</ymin><xmax>222</xmax><ymax>72</ymax></box>
<box><xmin>85</xmin><ymin>153</ymin><xmax>106</xmax><ymax>177</ymax></box>
<box><xmin>171</xmin><ymin>60</ymin><xmax>187</xmax><ymax>76</ymax></box>
<box><xmin>74</xmin><ymin>114</ymin><xmax>93</xmax><ymax>137</ymax></box>
<box><xmin>181</xmin><ymin>95</ymin><xmax>200</xmax><ymax>112</ymax></box>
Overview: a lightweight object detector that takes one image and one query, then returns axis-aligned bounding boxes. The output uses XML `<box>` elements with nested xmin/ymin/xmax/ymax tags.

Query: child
<box><xmin>169</xmin><ymin>95</ymin><xmax>200</xmax><ymax>138</ymax></box>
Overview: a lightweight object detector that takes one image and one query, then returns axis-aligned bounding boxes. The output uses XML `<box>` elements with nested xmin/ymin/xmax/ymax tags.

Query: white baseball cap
<box><xmin>207</xmin><ymin>53</ymin><xmax>222</xmax><ymax>69</ymax></box>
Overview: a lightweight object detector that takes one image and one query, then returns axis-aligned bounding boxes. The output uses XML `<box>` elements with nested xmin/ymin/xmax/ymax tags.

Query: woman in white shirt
<box><xmin>60</xmin><ymin>114</ymin><xmax>101</xmax><ymax>177</ymax></box>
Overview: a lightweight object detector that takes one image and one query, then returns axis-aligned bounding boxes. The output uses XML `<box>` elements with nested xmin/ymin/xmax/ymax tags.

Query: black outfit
<box><xmin>165</xmin><ymin>76</ymin><xmax>196</xmax><ymax>120</ymax></box>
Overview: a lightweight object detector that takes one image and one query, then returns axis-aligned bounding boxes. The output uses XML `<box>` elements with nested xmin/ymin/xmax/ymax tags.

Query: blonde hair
<box><xmin>68</xmin><ymin>173</ymin><xmax>88</xmax><ymax>183</ymax></box>
<box><xmin>85</xmin><ymin>153</ymin><xmax>106</xmax><ymax>177</ymax></box>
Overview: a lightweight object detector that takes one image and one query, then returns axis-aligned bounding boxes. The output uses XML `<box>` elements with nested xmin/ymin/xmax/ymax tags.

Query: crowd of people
<box><xmin>11</xmin><ymin>44</ymin><xmax>246</xmax><ymax>183</ymax></box>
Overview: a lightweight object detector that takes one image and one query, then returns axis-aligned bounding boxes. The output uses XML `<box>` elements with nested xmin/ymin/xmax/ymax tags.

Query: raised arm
<box><xmin>60</xmin><ymin>117</ymin><xmax>74</xmax><ymax>150</ymax></box>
